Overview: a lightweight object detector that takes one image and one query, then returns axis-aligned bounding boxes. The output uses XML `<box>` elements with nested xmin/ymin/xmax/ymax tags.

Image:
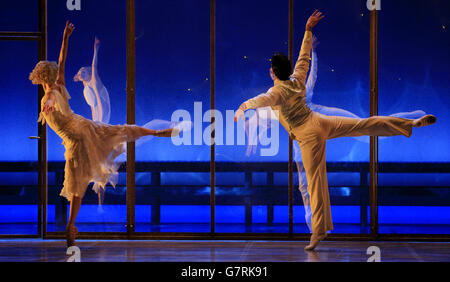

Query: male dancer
<box><xmin>234</xmin><ymin>10</ymin><xmax>436</xmax><ymax>251</ymax></box>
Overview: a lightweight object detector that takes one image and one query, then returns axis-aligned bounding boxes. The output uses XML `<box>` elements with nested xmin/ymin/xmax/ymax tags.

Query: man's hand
<box><xmin>234</xmin><ymin>103</ymin><xmax>247</xmax><ymax>122</ymax></box>
<box><xmin>64</xmin><ymin>21</ymin><xmax>75</xmax><ymax>38</ymax></box>
<box><xmin>306</xmin><ymin>10</ymin><xmax>325</xmax><ymax>31</ymax></box>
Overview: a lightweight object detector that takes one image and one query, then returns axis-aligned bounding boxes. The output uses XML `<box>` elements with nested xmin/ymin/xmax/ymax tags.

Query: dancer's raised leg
<box><xmin>325</xmin><ymin>113</ymin><xmax>436</xmax><ymax>140</ymax></box>
<box><xmin>327</xmin><ymin>115</ymin><xmax>413</xmax><ymax>139</ymax></box>
<box><xmin>139</xmin><ymin>127</ymin><xmax>179</xmax><ymax>138</ymax></box>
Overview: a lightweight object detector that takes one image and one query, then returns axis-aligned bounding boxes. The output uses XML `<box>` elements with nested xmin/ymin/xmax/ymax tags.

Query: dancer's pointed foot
<box><xmin>171</xmin><ymin>128</ymin><xmax>181</xmax><ymax>137</ymax></box>
<box><xmin>66</xmin><ymin>225</ymin><xmax>78</xmax><ymax>247</ymax></box>
<box><xmin>304</xmin><ymin>233</ymin><xmax>327</xmax><ymax>251</ymax></box>
<box><xmin>155</xmin><ymin>128</ymin><xmax>179</xmax><ymax>137</ymax></box>
<box><xmin>412</xmin><ymin>114</ymin><xmax>437</xmax><ymax>128</ymax></box>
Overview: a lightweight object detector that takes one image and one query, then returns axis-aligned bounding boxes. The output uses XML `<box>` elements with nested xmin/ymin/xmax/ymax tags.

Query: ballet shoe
<box><xmin>412</xmin><ymin>114</ymin><xmax>437</xmax><ymax>128</ymax></box>
<box><xmin>304</xmin><ymin>233</ymin><xmax>327</xmax><ymax>251</ymax></box>
<box><xmin>66</xmin><ymin>225</ymin><xmax>78</xmax><ymax>247</ymax></box>
<box><xmin>156</xmin><ymin>128</ymin><xmax>179</xmax><ymax>137</ymax></box>
<box><xmin>171</xmin><ymin>128</ymin><xmax>181</xmax><ymax>137</ymax></box>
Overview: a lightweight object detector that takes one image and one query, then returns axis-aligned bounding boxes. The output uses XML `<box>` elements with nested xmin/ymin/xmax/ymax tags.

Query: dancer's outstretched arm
<box><xmin>56</xmin><ymin>21</ymin><xmax>75</xmax><ymax>86</ymax></box>
<box><xmin>234</xmin><ymin>87</ymin><xmax>282</xmax><ymax>121</ymax></box>
<box><xmin>91</xmin><ymin>37</ymin><xmax>105</xmax><ymax>122</ymax></box>
<box><xmin>92</xmin><ymin>37</ymin><xmax>100</xmax><ymax>78</ymax></box>
<box><xmin>43</xmin><ymin>21</ymin><xmax>73</xmax><ymax>115</ymax></box>
<box><xmin>292</xmin><ymin>10</ymin><xmax>324</xmax><ymax>86</ymax></box>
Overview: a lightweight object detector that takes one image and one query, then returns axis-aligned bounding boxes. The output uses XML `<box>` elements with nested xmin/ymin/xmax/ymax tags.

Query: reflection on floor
<box><xmin>2</xmin><ymin>223</ymin><xmax>450</xmax><ymax>235</ymax></box>
<box><xmin>0</xmin><ymin>239</ymin><xmax>449</xmax><ymax>262</ymax></box>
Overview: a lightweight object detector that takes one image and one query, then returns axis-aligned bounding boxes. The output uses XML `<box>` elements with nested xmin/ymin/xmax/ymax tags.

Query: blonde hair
<box><xmin>29</xmin><ymin>61</ymin><xmax>58</xmax><ymax>85</ymax></box>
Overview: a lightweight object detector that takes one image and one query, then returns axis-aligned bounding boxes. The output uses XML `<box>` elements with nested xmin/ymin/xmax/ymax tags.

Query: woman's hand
<box><xmin>63</xmin><ymin>21</ymin><xmax>75</xmax><ymax>38</ymax></box>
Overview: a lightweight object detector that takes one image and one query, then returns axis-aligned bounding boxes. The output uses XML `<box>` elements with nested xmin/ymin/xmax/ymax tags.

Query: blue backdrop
<box><xmin>0</xmin><ymin>0</ymin><xmax>448</xmax><ymax>234</ymax></box>
<box><xmin>0</xmin><ymin>0</ymin><xmax>448</xmax><ymax>162</ymax></box>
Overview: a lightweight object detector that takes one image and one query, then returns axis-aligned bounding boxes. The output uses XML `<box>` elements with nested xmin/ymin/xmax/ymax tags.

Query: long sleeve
<box><xmin>291</xmin><ymin>30</ymin><xmax>313</xmax><ymax>86</ymax></box>
<box><xmin>244</xmin><ymin>87</ymin><xmax>282</xmax><ymax>109</ymax></box>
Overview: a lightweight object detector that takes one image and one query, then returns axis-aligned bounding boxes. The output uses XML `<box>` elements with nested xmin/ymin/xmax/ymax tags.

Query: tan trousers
<box><xmin>292</xmin><ymin>111</ymin><xmax>413</xmax><ymax>234</ymax></box>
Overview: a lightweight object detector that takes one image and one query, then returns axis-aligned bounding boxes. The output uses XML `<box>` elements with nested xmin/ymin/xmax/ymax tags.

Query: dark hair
<box><xmin>271</xmin><ymin>53</ymin><xmax>292</xmax><ymax>81</ymax></box>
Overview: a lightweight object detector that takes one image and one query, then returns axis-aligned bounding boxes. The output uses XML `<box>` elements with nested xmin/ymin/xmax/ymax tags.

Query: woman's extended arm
<box><xmin>91</xmin><ymin>37</ymin><xmax>104</xmax><ymax>122</ymax></box>
<box><xmin>56</xmin><ymin>21</ymin><xmax>75</xmax><ymax>86</ymax></box>
<box><xmin>91</xmin><ymin>37</ymin><xmax>100</xmax><ymax>80</ymax></box>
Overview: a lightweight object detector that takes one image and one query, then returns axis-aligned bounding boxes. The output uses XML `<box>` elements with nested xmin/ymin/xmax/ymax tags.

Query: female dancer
<box><xmin>29</xmin><ymin>21</ymin><xmax>177</xmax><ymax>247</ymax></box>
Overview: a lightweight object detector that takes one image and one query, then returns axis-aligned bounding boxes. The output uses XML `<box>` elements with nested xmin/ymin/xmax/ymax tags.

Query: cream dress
<box><xmin>38</xmin><ymin>84</ymin><xmax>141</xmax><ymax>201</ymax></box>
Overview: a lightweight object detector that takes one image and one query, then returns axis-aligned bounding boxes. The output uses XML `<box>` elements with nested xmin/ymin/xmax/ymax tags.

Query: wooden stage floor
<box><xmin>0</xmin><ymin>239</ymin><xmax>449</xmax><ymax>262</ymax></box>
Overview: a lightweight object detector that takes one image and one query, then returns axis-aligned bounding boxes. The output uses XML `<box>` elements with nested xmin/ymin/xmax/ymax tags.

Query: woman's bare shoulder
<box><xmin>41</xmin><ymin>85</ymin><xmax>59</xmax><ymax>99</ymax></box>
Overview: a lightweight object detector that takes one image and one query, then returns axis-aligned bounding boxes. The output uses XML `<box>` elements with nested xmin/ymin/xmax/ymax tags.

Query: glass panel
<box><xmin>46</xmin><ymin>0</ymin><xmax>127</xmax><ymax>232</ymax></box>
<box><xmin>379</xmin><ymin>0</ymin><xmax>450</xmax><ymax>234</ymax></box>
<box><xmin>0</xmin><ymin>41</ymin><xmax>39</xmax><ymax>234</ymax></box>
<box><xmin>215</xmin><ymin>0</ymin><xmax>289</xmax><ymax>233</ymax></box>
<box><xmin>0</xmin><ymin>0</ymin><xmax>38</xmax><ymax>32</ymax></box>
<box><xmin>293</xmin><ymin>1</ymin><xmax>371</xmax><ymax>234</ymax></box>
<box><xmin>135</xmin><ymin>0</ymin><xmax>211</xmax><ymax>233</ymax></box>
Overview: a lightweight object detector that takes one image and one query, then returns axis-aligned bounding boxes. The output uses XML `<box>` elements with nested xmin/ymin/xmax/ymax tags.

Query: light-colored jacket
<box><xmin>244</xmin><ymin>30</ymin><xmax>313</xmax><ymax>134</ymax></box>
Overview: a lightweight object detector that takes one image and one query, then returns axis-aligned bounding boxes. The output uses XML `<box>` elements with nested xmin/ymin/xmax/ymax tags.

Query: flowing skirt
<box><xmin>57</xmin><ymin>114</ymin><xmax>142</xmax><ymax>201</ymax></box>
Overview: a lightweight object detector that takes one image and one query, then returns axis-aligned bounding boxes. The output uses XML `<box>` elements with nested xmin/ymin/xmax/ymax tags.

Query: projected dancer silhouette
<box><xmin>236</xmin><ymin>10</ymin><xmax>436</xmax><ymax>251</ymax></box>
<box><xmin>305</xmin><ymin>35</ymin><xmax>427</xmax><ymax>133</ymax></box>
<box><xmin>74</xmin><ymin>37</ymin><xmax>192</xmax><ymax>205</ymax></box>
<box><xmin>74</xmin><ymin>37</ymin><xmax>110</xmax><ymax>124</ymax></box>
<box><xmin>73</xmin><ymin>37</ymin><xmax>112</xmax><ymax>205</ymax></box>
<box><xmin>244</xmin><ymin>35</ymin><xmax>428</xmax><ymax>233</ymax></box>
<box><xmin>30</xmin><ymin>21</ymin><xmax>180</xmax><ymax>247</ymax></box>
